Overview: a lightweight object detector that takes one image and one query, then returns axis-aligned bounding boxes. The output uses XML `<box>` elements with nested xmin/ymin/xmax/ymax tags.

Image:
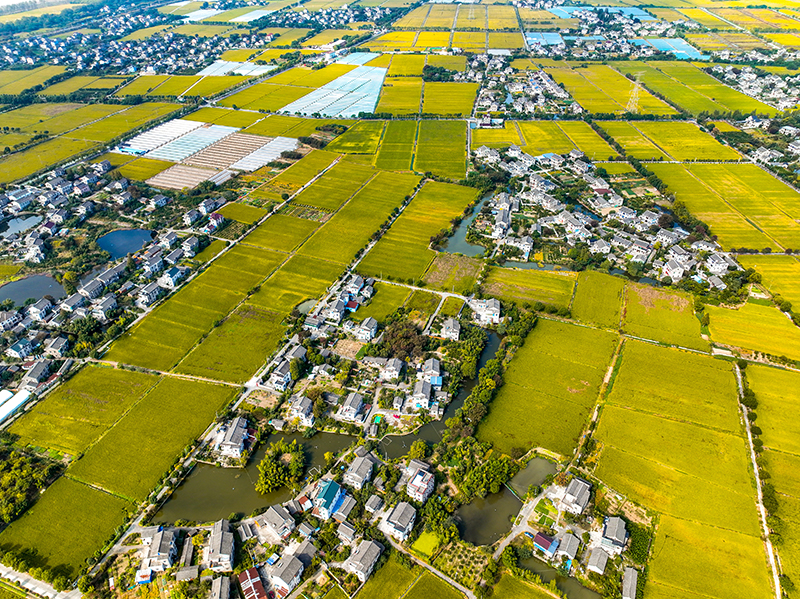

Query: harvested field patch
<box><xmin>622</xmin><ymin>282</ymin><xmax>707</xmax><ymax>351</ymax></box>
<box><xmin>423</xmin><ymin>253</ymin><xmax>482</xmax><ymax>295</ymax></box>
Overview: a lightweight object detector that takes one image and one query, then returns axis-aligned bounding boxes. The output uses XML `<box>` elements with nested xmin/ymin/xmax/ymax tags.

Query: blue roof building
<box><xmin>315</xmin><ymin>479</ymin><xmax>345</xmax><ymax>520</ymax></box>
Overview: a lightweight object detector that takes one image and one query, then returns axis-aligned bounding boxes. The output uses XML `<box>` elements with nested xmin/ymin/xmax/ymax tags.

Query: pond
<box><xmin>442</xmin><ymin>199</ymin><xmax>489</xmax><ymax>258</ymax></box>
<box><xmin>0</xmin><ymin>215</ymin><xmax>42</xmax><ymax>239</ymax></box>
<box><xmin>0</xmin><ymin>274</ymin><xmax>65</xmax><ymax>306</ymax></box>
<box><xmin>508</xmin><ymin>458</ymin><xmax>558</xmax><ymax>498</ymax></box>
<box><xmin>97</xmin><ymin>229</ymin><xmax>154</xmax><ymax>260</ymax></box>
<box><xmin>455</xmin><ymin>486</ymin><xmax>522</xmax><ymax>546</ymax></box>
<box><xmin>377</xmin><ymin>332</ymin><xmax>502</xmax><ymax>460</ymax></box>
<box><xmin>153</xmin><ymin>432</ymin><xmax>355</xmax><ymax>524</ymax></box>
<box><xmin>520</xmin><ymin>556</ymin><xmax>602</xmax><ymax>599</ymax></box>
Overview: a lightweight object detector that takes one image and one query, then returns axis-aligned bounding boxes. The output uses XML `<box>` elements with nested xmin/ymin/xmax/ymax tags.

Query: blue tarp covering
<box><xmin>525</xmin><ymin>32</ymin><xmax>564</xmax><ymax>46</ymax></box>
<box><xmin>548</xmin><ymin>6</ymin><xmax>655</xmax><ymax>20</ymax></box>
<box><xmin>640</xmin><ymin>37</ymin><xmax>708</xmax><ymax>60</ymax></box>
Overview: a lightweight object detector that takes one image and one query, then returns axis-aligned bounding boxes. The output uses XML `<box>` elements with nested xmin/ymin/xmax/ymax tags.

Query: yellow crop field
<box><xmin>708</xmin><ymin>302</ymin><xmax>800</xmax><ymax>361</ymax></box>
<box><xmin>414</xmin><ymin>31</ymin><xmax>451</xmax><ymax>48</ymax></box>
<box><xmin>488</xmin><ymin>32</ymin><xmax>525</xmax><ymax>48</ymax></box>
<box><xmin>680</xmin><ymin>8</ymin><xmax>736</xmax><ymax>29</ymax></box>
<box><xmin>738</xmin><ymin>255</ymin><xmax>800</xmax><ymax>305</ymax></box>
<box><xmin>393</xmin><ymin>5</ymin><xmax>428</xmax><ymax>28</ymax></box>
<box><xmin>471</xmin><ymin>122</ymin><xmax>522</xmax><ymax>149</ymax></box>
<box><xmin>487</xmin><ymin>5</ymin><xmax>519</xmax><ymax>29</ymax></box>
<box><xmin>426</xmin><ymin>4</ymin><xmax>457</xmax><ymax>28</ymax></box>
<box><xmin>455</xmin><ymin>4</ymin><xmax>486</xmax><ymax>30</ymax></box>
<box><xmin>517</xmin><ymin>121</ymin><xmax>575</xmax><ymax>155</ymax></box>
<box><xmin>0</xmin><ymin>3</ymin><xmax>78</xmax><ymax>23</ymax></box>
<box><xmin>366</xmin><ymin>31</ymin><xmax>416</xmax><ymax>51</ymax></box>
<box><xmin>452</xmin><ymin>31</ymin><xmax>487</xmax><ymax>50</ymax></box>
<box><xmin>376</xmin><ymin>78</ymin><xmax>422</xmax><ymax>115</ymax></box>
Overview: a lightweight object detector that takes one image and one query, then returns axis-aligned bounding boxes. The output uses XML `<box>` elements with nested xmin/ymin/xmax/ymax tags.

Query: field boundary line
<box><xmin>62</xmin><ymin>473</ymin><xmax>138</xmax><ymax>504</ymax></box>
<box><xmin>735</xmin><ymin>363</ymin><xmax>782</xmax><ymax>599</ymax></box>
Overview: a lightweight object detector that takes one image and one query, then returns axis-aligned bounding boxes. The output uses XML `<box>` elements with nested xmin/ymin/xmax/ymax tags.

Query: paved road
<box><xmin>0</xmin><ymin>564</ymin><xmax>82</xmax><ymax>599</ymax></box>
<box><xmin>492</xmin><ymin>494</ymin><xmax>541</xmax><ymax>560</ymax></box>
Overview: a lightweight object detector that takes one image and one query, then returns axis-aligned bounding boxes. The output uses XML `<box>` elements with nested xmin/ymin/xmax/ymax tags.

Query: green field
<box><xmin>68</xmin><ymin>378</ymin><xmax>236</xmax><ymax>502</ymax></box>
<box><xmin>593</xmin><ymin>341</ymin><xmax>771</xmax><ymax>599</ymax></box>
<box><xmin>478</xmin><ymin>319</ymin><xmax>618</xmax><ymax>457</ymax></box>
<box><xmin>117</xmin><ymin>157</ymin><xmax>173</xmax><ymax>181</ymax></box>
<box><xmin>106</xmin><ymin>246</ymin><xmax>285</xmax><ymax>370</ymax></box>
<box><xmin>632</xmin><ymin>121</ymin><xmax>741</xmax><ymax>161</ymax></box>
<box><xmin>622</xmin><ymin>282</ymin><xmax>708</xmax><ymax>351</ymax></box>
<box><xmin>471</xmin><ymin>122</ymin><xmax>522</xmax><ymax>150</ymax></box>
<box><xmin>547</xmin><ymin>64</ymin><xmax>675</xmax><ymax>115</ymax></box>
<box><xmin>0</xmin><ymin>65</ymin><xmax>66</xmax><ymax>95</ymax></box>
<box><xmin>411</xmin><ymin>531</ymin><xmax>440</xmax><ymax>558</ymax></box>
<box><xmin>243</xmin><ymin>214</ymin><xmax>320</xmax><ymax>252</ymax></box>
<box><xmin>405</xmin><ymin>289</ymin><xmax>441</xmax><ymax>317</ymax></box>
<box><xmin>194</xmin><ymin>239</ymin><xmax>227</xmax><ymax>263</ymax></box>
<box><xmin>483</xmin><ymin>267</ymin><xmax>576</xmax><ymax>307</ymax></box>
<box><xmin>292</xmin><ymin>162</ymin><xmax>375</xmax><ymax>210</ymax></box>
<box><xmin>404</xmin><ymin>573</ymin><xmax>464</xmax><ymax>599</ymax></box>
<box><xmin>598</xmin><ymin>121</ymin><xmax>668</xmax><ymax>160</ymax></box>
<box><xmin>748</xmin><ymin>365</ymin><xmax>800</xmax><ymax>583</ymax></box>
<box><xmin>217</xmin><ymin>202</ymin><xmax>268</xmax><ymax>224</ymax></box>
<box><xmin>350</xmin><ymin>282</ymin><xmax>410</xmax><ymax>323</ymax></box>
<box><xmin>264</xmin><ymin>149</ymin><xmax>340</xmax><ymax>195</ymax></box>
<box><xmin>221</xmin><ymin>82</ymin><xmax>311</xmax><ymax>111</ymax></box>
<box><xmin>0</xmin><ymin>137</ymin><xmax>98</xmax><ymax>184</ymax></box>
<box><xmin>326</xmin><ymin>121</ymin><xmax>384</xmax><ymax>154</ymax></box>
<box><xmin>613</xmin><ymin>61</ymin><xmax>728</xmax><ymax>116</ymax></box>
<box><xmin>413</xmin><ymin>120</ymin><xmax>467</xmax><ymax>180</ymax></box>
<box><xmin>388</xmin><ymin>54</ymin><xmax>426</xmax><ymax>77</ymax></box>
<box><xmin>9</xmin><ymin>366</ymin><xmax>159</xmax><ymax>455</ymax></box>
<box><xmin>247</xmin><ymin>115</ymin><xmax>355</xmax><ymax>138</ymax></box>
<box><xmin>439</xmin><ymin>296</ymin><xmax>465</xmax><ymax>317</ymax></box>
<box><xmin>375</xmin><ymin>120</ymin><xmax>417</xmax><ymax>170</ymax></box>
<box><xmin>738</xmin><ymin>255</ymin><xmax>800</xmax><ymax>305</ymax></box>
<box><xmin>359</xmin><ymin>181</ymin><xmax>477</xmax><ymax>282</ymax></box>
<box><xmin>185</xmin><ymin>107</ymin><xmax>263</xmax><ymax>128</ymax></box>
<box><xmin>298</xmin><ymin>171</ymin><xmax>420</xmax><ymax>264</ymax></box>
<box><xmin>493</xmin><ymin>575</ymin><xmax>554</xmax><ymax>599</ymax></box>
<box><xmin>422</xmin><ymin>82</ymin><xmax>479</xmax><ymax>116</ymax></box>
<box><xmin>376</xmin><ymin>78</ymin><xmax>422</xmax><ymax>115</ymax></box>
<box><xmin>517</xmin><ymin>121</ymin><xmax>575</xmax><ymax>156</ymax></box>
<box><xmin>357</xmin><ymin>554</ymin><xmax>420</xmax><ymax>599</ymax></box>
<box><xmin>707</xmin><ymin>302</ymin><xmax>800</xmax><ymax>361</ymax></box>
<box><xmin>656</xmin><ymin>61</ymin><xmax>777</xmax><ymax>116</ymax></box>
<box><xmin>176</xmin><ymin>305</ymin><xmax>285</xmax><ymax>382</ymax></box>
<box><xmin>557</xmin><ymin>120</ymin><xmax>619</xmax><ymax>160</ymax></box>
<box><xmin>571</xmin><ymin>271</ymin><xmax>624</xmax><ymax>328</ymax></box>
<box><xmin>249</xmin><ymin>255</ymin><xmax>343</xmax><ymax>313</ymax></box>
<box><xmin>0</xmin><ymin>478</ymin><xmax>131</xmax><ymax>578</ymax></box>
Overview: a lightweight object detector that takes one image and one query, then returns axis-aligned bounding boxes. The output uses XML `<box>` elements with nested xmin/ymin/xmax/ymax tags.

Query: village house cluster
<box><xmin>526</xmin><ymin>475</ymin><xmax>641</xmax><ymax>599</ymax></box>
<box><xmin>473</xmin><ymin>144</ymin><xmax>739</xmax><ymax>287</ymax></box>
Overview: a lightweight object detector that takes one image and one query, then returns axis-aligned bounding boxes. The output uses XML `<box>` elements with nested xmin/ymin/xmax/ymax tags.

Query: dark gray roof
<box><xmin>622</xmin><ymin>568</ymin><xmax>638</xmax><ymax>599</ymax></box>
<box><xmin>557</xmin><ymin>533</ymin><xmax>580</xmax><ymax>560</ymax></box>
<box><xmin>588</xmin><ymin>548</ymin><xmax>608</xmax><ymax>573</ymax></box>
<box><xmin>211</xmin><ymin>577</ymin><xmax>230</xmax><ymax>599</ymax></box>
<box><xmin>271</xmin><ymin>554</ymin><xmax>303</xmax><ymax>583</ymax></box>
<box><xmin>604</xmin><ymin>516</ymin><xmax>627</xmax><ymax>545</ymax></box>
<box><xmin>346</xmin><ymin>540</ymin><xmax>383</xmax><ymax>577</ymax></box>
<box><xmin>387</xmin><ymin>501</ymin><xmax>416</xmax><ymax>531</ymax></box>
<box><xmin>365</xmin><ymin>495</ymin><xmax>383</xmax><ymax>512</ymax></box>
